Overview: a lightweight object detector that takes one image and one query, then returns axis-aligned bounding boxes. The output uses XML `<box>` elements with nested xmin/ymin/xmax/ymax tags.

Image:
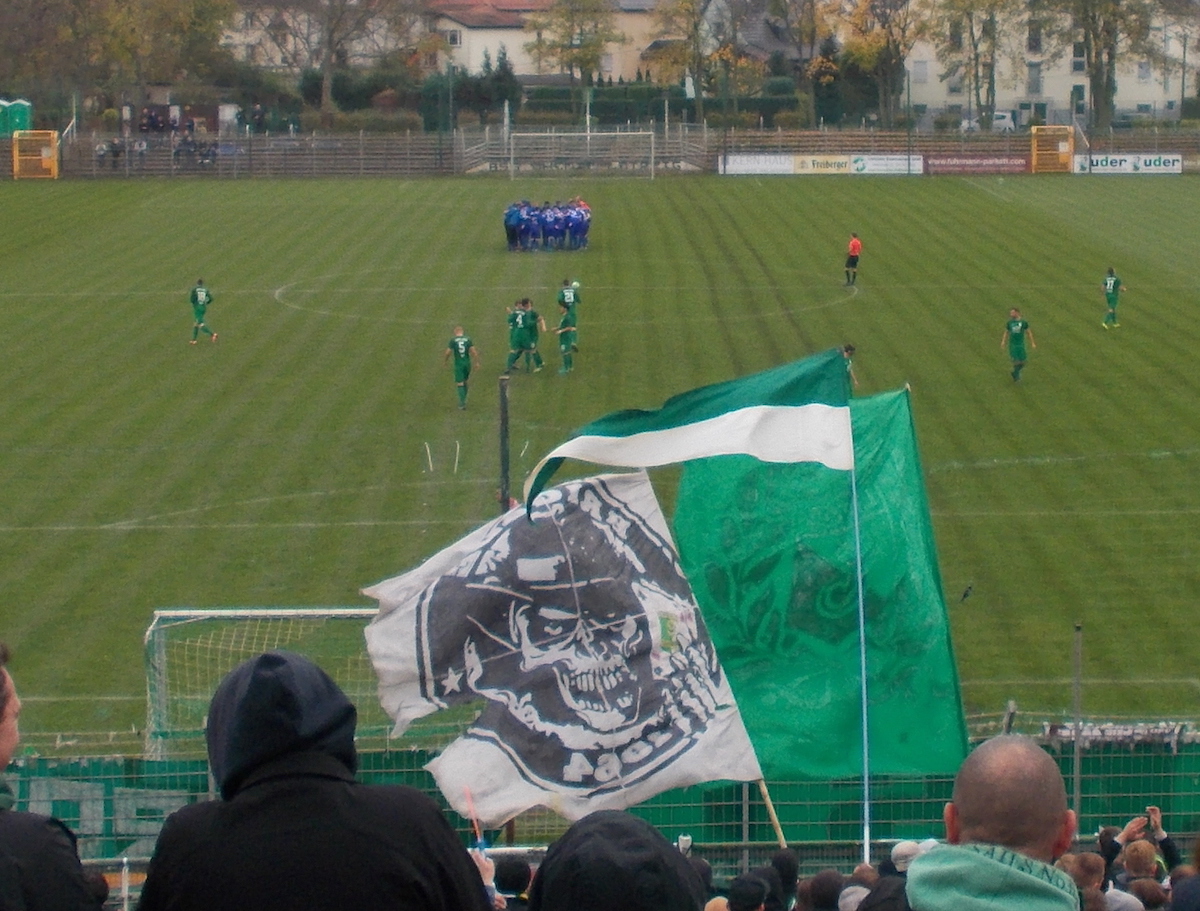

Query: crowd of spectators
<box><xmin>504</xmin><ymin>199</ymin><xmax>591</xmax><ymax>251</ymax></box>
<box><xmin>8</xmin><ymin>643</ymin><xmax>1200</xmax><ymax>911</ymax></box>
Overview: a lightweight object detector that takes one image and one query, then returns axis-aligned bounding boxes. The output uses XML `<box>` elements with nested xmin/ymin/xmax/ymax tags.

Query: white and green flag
<box><xmin>526</xmin><ymin>350</ymin><xmax>967</xmax><ymax>781</ymax></box>
<box><xmin>525</xmin><ymin>349</ymin><xmax>855</xmax><ymax>508</ymax></box>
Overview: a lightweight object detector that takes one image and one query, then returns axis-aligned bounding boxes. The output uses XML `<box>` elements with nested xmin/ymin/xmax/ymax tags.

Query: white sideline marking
<box><xmin>964</xmin><ymin>678</ymin><xmax>1200</xmax><ymax>693</ymax></box>
<box><xmin>930</xmin><ymin>447</ymin><xmax>1199</xmax><ymax>473</ymax></box>
<box><xmin>934</xmin><ymin>507</ymin><xmax>1200</xmax><ymax>518</ymax></box>
<box><xmin>21</xmin><ymin>695</ymin><xmax>143</xmax><ymax>703</ymax></box>
<box><xmin>0</xmin><ymin>519</ymin><xmax>495</xmax><ymax>532</ymax></box>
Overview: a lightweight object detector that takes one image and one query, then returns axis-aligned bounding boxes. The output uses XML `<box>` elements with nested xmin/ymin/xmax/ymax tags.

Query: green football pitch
<box><xmin>1</xmin><ymin>174</ymin><xmax>1197</xmax><ymax>739</ymax></box>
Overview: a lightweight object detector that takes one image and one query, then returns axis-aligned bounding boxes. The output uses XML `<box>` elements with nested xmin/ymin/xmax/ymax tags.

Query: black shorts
<box><xmin>845</xmin><ymin>255</ymin><xmax>860</xmax><ymax>269</ymax></box>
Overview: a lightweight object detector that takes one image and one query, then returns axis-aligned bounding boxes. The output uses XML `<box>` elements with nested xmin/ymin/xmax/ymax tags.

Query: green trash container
<box><xmin>0</xmin><ymin>101</ymin><xmax>10</xmax><ymax>139</ymax></box>
<box><xmin>7</xmin><ymin>99</ymin><xmax>32</xmax><ymax>134</ymax></box>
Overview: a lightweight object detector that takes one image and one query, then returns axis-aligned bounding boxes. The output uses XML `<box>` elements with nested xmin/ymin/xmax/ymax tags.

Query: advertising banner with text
<box><xmin>719</xmin><ymin>154</ymin><xmax>854</xmax><ymax>175</ymax></box>
<box><xmin>925</xmin><ymin>155</ymin><xmax>1030</xmax><ymax>174</ymax></box>
<box><xmin>1073</xmin><ymin>153</ymin><xmax>1183</xmax><ymax>174</ymax></box>
<box><xmin>851</xmin><ymin>155</ymin><xmax>924</xmax><ymax>174</ymax></box>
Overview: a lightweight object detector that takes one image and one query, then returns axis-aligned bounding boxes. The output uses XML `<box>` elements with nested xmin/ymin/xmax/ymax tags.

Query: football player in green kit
<box><xmin>444</xmin><ymin>326</ymin><xmax>480</xmax><ymax>409</ymax></box>
<box><xmin>557</xmin><ymin>278</ymin><xmax>579</xmax><ymax>313</ymax></box>
<box><xmin>189</xmin><ymin>278</ymin><xmax>217</xmax><ymax>344</ymax></box>
<box><xmin>1001</xmin><ymin>308</ymin><xmax>1036</xmax><ymax>381</ymax></box>
<box><xmin>522</xmin><ymin>299</ymin><xmax>546</xmax><ymax>373</ymax></box>
<box><xmin>504</xmin><ymin>300</ymin><xmax>526</xmax><ymax>374</ymax></box>
<box><xmin>554</xmin><ymin>299</ymin><xmax>578</xmax><ymax>374</ymax></box>
<box><xmin>1102</xmin><ymin>267</ymin><xmax>1126</xmax><ymax>328</ymax></box>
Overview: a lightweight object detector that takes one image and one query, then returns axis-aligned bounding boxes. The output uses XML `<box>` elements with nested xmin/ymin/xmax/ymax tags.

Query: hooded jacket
<box><xmin>529</xmin><ymin>810</ymin><xmax>707</xmax><ymax>911</ymax></box>
<box><xmin>904</xmin><ymin>843</ymin><xmax>1079</xmax><ymax>911</ymax></box>
<box><xmin>137</xmin><ymin>651</ymin><xmax>490</xmax><ymax>911</ymax></box>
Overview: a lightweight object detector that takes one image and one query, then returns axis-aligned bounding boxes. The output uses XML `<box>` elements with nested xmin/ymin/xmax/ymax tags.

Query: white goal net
<box><xmin>507</xmin><ymin>131</ymin><xmax>656</xmax><ymax>175</ymax></box>
<box><xmin>142</xmin><ymin>608</ymin><xmax>471</xmax><ymax>758</ymax></box>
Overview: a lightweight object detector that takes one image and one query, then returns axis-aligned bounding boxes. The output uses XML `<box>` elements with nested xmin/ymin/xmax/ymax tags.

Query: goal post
<box><xmin>11</xmin><ymin>130</ymin><xmax>60</xmax><ymax>179</ymax></box>
<box><xmin>507</xmin><ymin>130</ymin><xmax>656</xmax><ymax>178</ymax></box>
<box><xmin>144</xmin><ymin>608</ymin><xmax>380</xmax><ymax>757</ymax></box>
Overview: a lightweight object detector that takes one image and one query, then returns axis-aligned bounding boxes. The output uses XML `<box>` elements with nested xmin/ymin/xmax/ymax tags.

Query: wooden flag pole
<box><xmin>757</xmin><ymin>779</ymin><xmax>788</xmax><ymax>849</ymax></box>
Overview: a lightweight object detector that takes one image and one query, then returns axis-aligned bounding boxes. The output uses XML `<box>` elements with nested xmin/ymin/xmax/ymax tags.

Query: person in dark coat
<box><xmin>0</xmin><ymin>641</ymin><xmax>106</xmax><ymax>911</ymax></box>
<box><xmin>137</xmin><ymin>650</ymin><xmax>491</xmax><ymax>911</ymax></box>
<box><xmin>528</xmin><ymin>810</ymin><xmax>707</xmax><ymax>911</ymax></box>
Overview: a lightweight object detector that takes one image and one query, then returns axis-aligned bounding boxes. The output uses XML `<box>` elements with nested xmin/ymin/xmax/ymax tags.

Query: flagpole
<box><xmin>756</xmin><ymin>779</ymin><xmax>788</xmax><ymax>849</ymax></box>
<box><xmin>851</xmin><ymin>467</ymin><xmax>871</xmax><ymax>864</ymax></box>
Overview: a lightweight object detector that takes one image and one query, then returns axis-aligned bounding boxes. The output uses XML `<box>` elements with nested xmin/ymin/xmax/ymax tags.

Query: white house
<box><xmin>905</xmin><ymin>27</ymin><xmax>1195</xmax><ymax>125</ymax></box>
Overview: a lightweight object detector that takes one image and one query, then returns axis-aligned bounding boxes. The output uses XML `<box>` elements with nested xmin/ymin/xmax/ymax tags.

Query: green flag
<box><xmin>525</xmin><ymin>349</ymin><xmax>854</xmax><ymax>509</ymax></box>
<box><xmin>673</xmin><ymin>388</ymin><xmax>967</xmax><ymax>779</ymax></box>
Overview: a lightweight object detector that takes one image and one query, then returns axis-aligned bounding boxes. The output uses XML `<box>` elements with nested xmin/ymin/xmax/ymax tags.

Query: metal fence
<box><xmin>12</xmin><ymin>723</ymin><xmax>1200</xmax><ymax>858</ymax></box>
<box><xmin>15</xmin><ymin>726</ymin><xmax>1196</xmax><ymax>909</ymax></box>
<box><xmin>7</xmin><ymin>126</ymin><xmax>1197</xmax><ymax>179</ymax></box>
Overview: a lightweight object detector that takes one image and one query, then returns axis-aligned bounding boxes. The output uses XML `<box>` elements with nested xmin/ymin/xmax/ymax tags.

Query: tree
<box><xmin>768</xmin><ymin>0</ymin><xmax>834</xmax><ymax>123</ymax></box>
<box><xmin>708</xmin><ymin>0</ymin><xmax>761</xmax><ymax>111</ymax></box>
<box><xmin>808</xmin><ymin>34</ymin><xmax>844</xmax><ymax>122</ymax></box>
<box><xmin>524</xmin><ymin>0</ymin><xmax>627</xmax><ymax>85</ymax></box>
<box><xmin>243</xmin><ymin>0</ymin><xmax>422</xmax><ymax>114</ymax></box>
<box><xmin>1051</xmin><ymin>0</ymin><xmax>1158</xmax><ymax>128</ymax></box>
<box><xmin>0</xmin><ymin>0</ymin><xmax>232</xmax><ymax>105</ymax></box>
<box><xmin>839</xmin><ymin>0</ymin><xmax>918</xmax><ymax>126</ymax></box>
<box><xmin>915</xmin><ymin>0</ymin><xmax>1028</xmax><ymax>126</ymax></box>
<box><xmin>650</xmin><ymin>0</ymin><xmax>715</xmax><ymax>119</ymax></box>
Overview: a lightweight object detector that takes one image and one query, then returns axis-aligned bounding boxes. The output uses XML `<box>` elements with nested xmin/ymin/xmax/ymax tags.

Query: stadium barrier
<box><xmin>4</xmin><ymin>127</ymin><xmax>1196</xmax><ymax>179</ymax></box>
<box><xmin>10</xmin><ymin>728</ymin><xmax>1200</xmax><ymax>864</ymax></box>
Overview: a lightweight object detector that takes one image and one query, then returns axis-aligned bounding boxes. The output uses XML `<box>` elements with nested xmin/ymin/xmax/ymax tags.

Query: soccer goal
<box><xmin>507</xmin><ymin>130</ymin><xmax>657</xmax><ymax>177</ymax></box>
<box><xmin>144</xmin><ymin>608</ymin><xmax>386</xmax><ymax>758</ymax></box>
<box><xmin>11</xmin><ymin>130</ymin><xmax>60</xmax><ymax>179</ymax></box>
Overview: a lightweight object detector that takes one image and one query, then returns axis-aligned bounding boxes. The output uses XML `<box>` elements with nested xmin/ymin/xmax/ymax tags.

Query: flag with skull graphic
<box><xmin>363</xmin><ymin>471</ymin><xmax>762</xmax><ymax>827</ymax></box>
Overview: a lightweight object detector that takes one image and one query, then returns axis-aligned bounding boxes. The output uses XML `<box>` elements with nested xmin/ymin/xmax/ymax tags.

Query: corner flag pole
<box><xmin>851</xmin><ymin>466</ymin><xmax>871</xmax><ymax>864</ymax></box>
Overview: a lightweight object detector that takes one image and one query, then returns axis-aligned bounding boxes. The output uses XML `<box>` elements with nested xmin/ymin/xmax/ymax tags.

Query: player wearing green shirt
<box><xmin>554</xmin><ymin>301</ymin><xmax>578</xmax><ymax>374</ymax></box>
<box><xmin>504</xmin><ymin>301</ymin><xmax>527</xmax><ymax>374</ymax></box>
<box><xmin>444</xmin><ymin>326</ymin><xmax>480</xmax><ymax>409</ymax></box>
<box><xmin>556</xmin><ymin>278</ymin><xmax>580</xmax><ymax>313</ymax></box>
<box><xmin>1102</xmin><ymin>267</ymin><xmax>1126</xmax><ymax>328</ymax></box>
<box><xmin>189</xmin><ymin>279</ymin><xmax>217</xmax><ymax>344</ymax></box>
<box><xmin>842</xmin><ymin>344</ymin><xmax>859</xmax><ymax>392</ymax></box>
<box><xmin>1001</xmin><ymin>308</ymin><xmax>1036</xmax><ymax>381</ymax></box>
<box><xmin>522</xmin><ymin>299</ymin><xmax>546</xmax><ymax>373</ymax></box>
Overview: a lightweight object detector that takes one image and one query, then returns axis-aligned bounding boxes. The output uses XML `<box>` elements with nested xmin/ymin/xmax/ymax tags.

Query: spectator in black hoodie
<box><xmin>137</xmin><ymin>651</ymin><xmax>490</xmax><ymax>911</ymax></box>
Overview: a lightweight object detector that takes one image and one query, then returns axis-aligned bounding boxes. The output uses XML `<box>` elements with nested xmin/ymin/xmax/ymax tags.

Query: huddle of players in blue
<box><xmin>504</xmin><ymin>199</ymin><xmax>591</xmax><ymax>251</ymax></box>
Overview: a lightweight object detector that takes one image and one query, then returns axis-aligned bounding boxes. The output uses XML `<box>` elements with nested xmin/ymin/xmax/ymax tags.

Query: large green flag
<box><xmin>673</xmin><ymin>388</ymin><xmax>967</xmax><ymax>779</ymax></box>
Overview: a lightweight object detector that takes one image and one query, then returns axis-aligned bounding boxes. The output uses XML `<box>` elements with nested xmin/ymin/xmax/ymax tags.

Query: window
<box><xmin>600</xmin><ymin>53</ymin><xmax>613</xmax><ymax>75</ymax></box>
<box><xmin>1072</xmin><ymin>84</ymin><xmax>1086</xmax><ymax>114</ymax></box>
<box><xmin>1027</xmin><ymin>61</ymin><xmax>1042</xmax><ymax>94</ymax></box>
<box><xmin>948</xmin><ymin>21</ymin><xmax>963</xmax><ymax>50</ymax></box>
<box><xmin>948</xmin><ymin>73</ymin><xmax>964</xmax><ymax>94</ymax></box>
<box><xmin>1072</xmin><ymin>41</ymin><xmax>1086</xmax><ymax>72</ymax></box>
<box><xmin>1027</xmin><ymin>22</ymin><xmax>1042</xmax><ymax>53</ymax></box>
<box><xmin>1136</xmin><ymin>102</ymin><xmax>1152</xmax><ymax>113</ymax></box>
<box><xmin>1137</xmin><ymin>60</ymin><xmax>1151</xmax><ymax>82</ymax></box>
<box><xmin>440</xmin><ymin>29</ymin><xmax>461</xmax><ymax>46</ymax></box>
<box><xmin>912</xmin><ymin>60</ymin><xmax>928</xmax><ymax>84</ymax></box>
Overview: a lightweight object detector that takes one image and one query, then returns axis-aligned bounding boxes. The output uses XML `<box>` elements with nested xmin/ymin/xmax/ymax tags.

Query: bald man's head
<box><xmin>944</xmin><ymin>735</ymin><xmax>1076</xmax><ymax>863</ymax></box>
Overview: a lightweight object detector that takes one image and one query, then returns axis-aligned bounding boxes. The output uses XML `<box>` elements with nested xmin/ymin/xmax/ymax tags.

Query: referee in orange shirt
<box><xmin>845</xmin><ymin>233</ymin><xmax>862</xmax><ymax>285</ymax></box>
